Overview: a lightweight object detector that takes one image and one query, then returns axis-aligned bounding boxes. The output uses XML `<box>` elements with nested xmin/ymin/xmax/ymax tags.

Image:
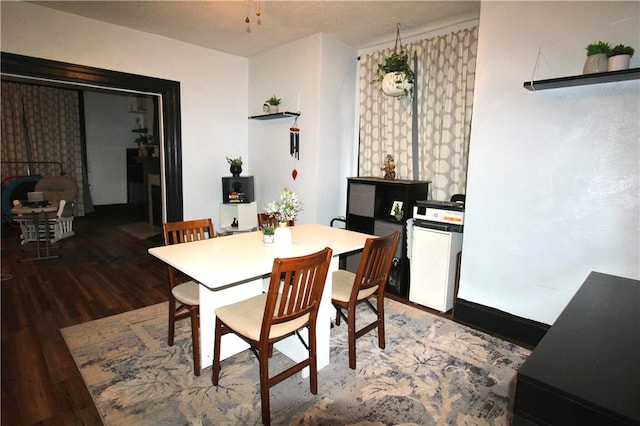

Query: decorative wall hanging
<box><xmin>290</xmin><ymin>119</ymin><xmax>299</xmax><ymax>180</ymax></box>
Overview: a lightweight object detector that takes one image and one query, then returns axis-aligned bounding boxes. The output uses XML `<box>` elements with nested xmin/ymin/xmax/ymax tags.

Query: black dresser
<box><xmin>513</xmin><ymin>271</ymin><xmax>640</xmax><ymax>425</ymax></box>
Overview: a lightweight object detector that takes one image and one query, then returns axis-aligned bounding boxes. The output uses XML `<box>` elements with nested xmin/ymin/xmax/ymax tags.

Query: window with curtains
<box><xmin>359</xmin><ymin>26</ymin><xmax>478</xmax><ymax>201</ymax></box>
<box><xmin>1</xmin><ymin>81</ymin><xmax>91</xmax><ymax>216</ymax></box>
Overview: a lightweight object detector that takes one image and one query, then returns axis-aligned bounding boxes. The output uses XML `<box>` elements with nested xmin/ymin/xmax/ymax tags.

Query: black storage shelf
<box><xmin>249</xmin><ymin>111</ymin><xmax>300</xmax><ymax>120</ymax></box>
<box><xmin>524</xmin><ymin>68</ymin><xmax>640</xmax><ymax>91</ymax></box>
<box><xmin>345</xmin><ymin>177</ymin><xmax>430</xmax><ymax>299</ymax></box>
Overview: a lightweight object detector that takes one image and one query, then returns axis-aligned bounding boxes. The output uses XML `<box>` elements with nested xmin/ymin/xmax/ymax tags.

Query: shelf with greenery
<box><xmin>249</xmin><ymin>111</ymin><xmax>301</xmax><ymax>120</ymax></box>
<box><xmin>524</xmin><ymin>68</ymin><xmax>640</xmax><ymax>91</ymax></box>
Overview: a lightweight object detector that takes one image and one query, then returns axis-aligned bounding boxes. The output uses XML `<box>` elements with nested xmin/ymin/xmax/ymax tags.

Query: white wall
<box><xmin>84</xmin><ymin>91</ymin><xmax>134</xmax><ymax>205</ymax></box>
<box><xmin>1</xmin><ymin>1</ymin><xmax>249</xmax><ymax>229</ymax></box>
<box><xmin>459</xmin><ymin>1</ymin><xmax>640</xmax><ymax>325</ymax></box>
<box><xmin>248</xmin><ymin>33</ymin><xmax>357</xmax><ymax>225</ymax></box>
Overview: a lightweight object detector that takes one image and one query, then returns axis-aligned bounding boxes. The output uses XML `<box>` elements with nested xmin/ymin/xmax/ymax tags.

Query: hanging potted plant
<box><xmin>608</xmin><ymin>44</ymin><xmax>634</xmax><ymax>71</ymax></box>
<box><xmin>371</xmin><ymin>24</ymin><xmax>415</xmax><ymax>98</ymax></box>
<box><xmin>583</xmin><ymin>41</ymin><xmax>611</xmax><ymax>74</ymax></box>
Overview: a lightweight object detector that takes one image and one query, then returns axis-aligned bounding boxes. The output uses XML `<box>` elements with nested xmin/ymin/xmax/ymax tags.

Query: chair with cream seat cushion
<box><xmin>162</xmin><ymin>218</ymin><xmax>216</xmax><ymax>376</ymax></box>
<box><xmin>332</xmin><ymin>231</ymin><xmax>400</xmax><ymax>370</ymax></box>
<box><xmin>212</xmin><ymin>247</ymin><xmax>333</xmax><ymax>426</ymax></box>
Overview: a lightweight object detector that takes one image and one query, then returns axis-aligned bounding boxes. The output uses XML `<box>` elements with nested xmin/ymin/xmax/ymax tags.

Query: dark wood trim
<box><xmin>1</xmin><ymin>52</ymin><xmax>183</xmax><ymax>222</ymax></box>
<box><xmin>453</xmin><ymin>298</ymin><xmax>549</xmax><ymax>348</ymax></box>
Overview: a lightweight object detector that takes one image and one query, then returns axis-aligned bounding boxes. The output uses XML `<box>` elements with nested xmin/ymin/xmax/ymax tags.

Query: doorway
<box><xmin>1</xmin><ymin>52</ymin><xmax>183</xmax><ymax>223</ymax></box>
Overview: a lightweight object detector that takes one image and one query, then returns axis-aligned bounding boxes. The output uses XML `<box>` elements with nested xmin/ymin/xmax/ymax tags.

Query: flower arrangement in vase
<box><xmin>264</xmin><ymin>187</ymin><xmax>302</xmax><ymax>225</ymax></box>
<box><xmin>264</xmin><ymin>188</ymin><xmax>302</xmax><ymax>246</ymax></box>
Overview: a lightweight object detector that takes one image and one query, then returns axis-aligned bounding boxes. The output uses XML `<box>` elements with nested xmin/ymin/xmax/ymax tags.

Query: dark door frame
<box><xmin>1</xmin><ymin>52</ymin><xmax>183</xmax><ymax>222</ymax></box>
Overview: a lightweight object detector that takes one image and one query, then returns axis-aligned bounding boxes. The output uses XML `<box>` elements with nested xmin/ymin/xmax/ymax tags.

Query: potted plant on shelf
<box><xmin>608</xmin><ymin>44</ymin><xmax>635</xmax><ymax>71</ymax></box>
<box><xmin>134</xmin><ymin>134</ymin><xmax>154</xmax><ymax>157</ymax></box>
<box><xmin>393</xmin><ymin>203</ymin><xmax>404</xmax><ymax>221</ymax></box>
<box><xmin>583</xmin><ymin>41</ymin><xmax>611</xmax><ymax>74</ymax></box>
<box><xmin>265</xmin><ymin>95</ymin><xmax>281</xmax><ymax>114</ymax></box>
<box><xmin>226</xmin><ymin>156</ymin><xmax>243</xmax><ymax>177</ymax></box>
<box><xmin>261</xmin><ymin>225</ymin><xmax>275</xmax><ymax>244</ymax></box>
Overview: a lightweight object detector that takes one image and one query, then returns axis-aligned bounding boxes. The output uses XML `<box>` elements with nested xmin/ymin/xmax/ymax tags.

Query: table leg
<box><xmin>19</xmin><ymin>211</ymin><xmax>60</xmax><ymax>262</ymax></box>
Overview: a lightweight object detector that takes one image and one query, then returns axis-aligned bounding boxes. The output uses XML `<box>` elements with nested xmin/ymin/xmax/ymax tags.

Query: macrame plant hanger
<box><xmin>394</xmin><ymin>23</ymin><xmax>404</xmax><ymax>54</ymax></box>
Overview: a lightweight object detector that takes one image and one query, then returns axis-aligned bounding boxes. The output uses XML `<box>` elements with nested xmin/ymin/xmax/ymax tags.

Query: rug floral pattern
<box><xmin>62</xmin><ymin>299</ymin><xmax>530</xmax><ymax>425</ymax></box>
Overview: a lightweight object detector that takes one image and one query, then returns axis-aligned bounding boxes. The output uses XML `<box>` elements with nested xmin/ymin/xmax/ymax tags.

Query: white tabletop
<box><xmin>148</xmin><ymin>223</ymin><xmax>369</xmax><ymax>290</ymax></box>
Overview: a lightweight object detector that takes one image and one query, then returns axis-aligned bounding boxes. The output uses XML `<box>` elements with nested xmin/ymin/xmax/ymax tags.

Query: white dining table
<box><xmin>148</xmin><ymin>223</ymin><xmax>370</xmax><ymax>372</ymax></box>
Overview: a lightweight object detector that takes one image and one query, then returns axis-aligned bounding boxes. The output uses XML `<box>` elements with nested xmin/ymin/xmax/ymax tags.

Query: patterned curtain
<box><xmin>359</xmin><ymin>26</ymin><xmax>478</xmax><ymax>201</ymax></box>
<box><xmin>359</xmin><ymin>50</ymin><xmax>414</xmax><ymax>180</ymax></box>
<box><xmin>1</xmin><ymin>81</ymin><xmax>89</xmax><ymax>215</ymax></box>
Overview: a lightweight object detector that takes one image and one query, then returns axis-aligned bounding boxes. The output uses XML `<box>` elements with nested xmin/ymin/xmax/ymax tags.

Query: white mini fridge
<box><xmin>410</xmin><ymin>224</ymin><xmax>463</xmax><ymax>312</ymax></box>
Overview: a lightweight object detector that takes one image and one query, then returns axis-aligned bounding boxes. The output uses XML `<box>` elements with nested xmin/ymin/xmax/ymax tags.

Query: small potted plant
<box><xmin>265</xmin><ymin>95</ymin><xmax>281</xmax><ymax>114</ymax></box>
<box><xmin>261</xmin><ymin>225</ymin><xmax>275</xmax><ymax>244</ymax></box>
<box><xmin>393</xmin><ymin>204</ymin><xmax>404</xmax><ymax>221</ymax></box>
<box><xmin>226</xmin><ymin>156</ymin><xmax>242</xmax><ymax>177</ymax></box>
<box><xmin>608</xmin><ymin>44</ymin><xmax>635</xmax><ymax>71</ymax></box>
<box><xmin>371</xmin><ymin>50</ymin><xmax>415</xmax><ymax>98</ymax></box>
<box><xmin>134</xmin><ymin>134</ymin><xmax>154</xmax><ymax>156</ymax></box>
<box><xmin>583</xmin><ymin>41</ymin><xmax>611</xmax><ymax>74</ymax></box>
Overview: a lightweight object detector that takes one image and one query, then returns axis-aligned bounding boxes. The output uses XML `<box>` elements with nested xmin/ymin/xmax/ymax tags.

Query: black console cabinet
<box><xmin>345</xmin><ymin>177</ymin><xmax>429</xmax><ymax>298</ymax></box>
<box><xmin>513</xmin><ymin>272</ymin><xmax>640</xmax><ymax>425</ymax></box>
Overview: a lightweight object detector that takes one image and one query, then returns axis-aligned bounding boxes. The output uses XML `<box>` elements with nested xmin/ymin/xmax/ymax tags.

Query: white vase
<box><xmin>262</xmin><ymin>234</ymin><xmax>274</xmax><ymax>244</ymax></box>
<box><xmin>381</xmin><ymin>72</ymin><xmax>411</xmax><ymax>97</ymax></box>
<box><xmin>583</xmin><ymin>53</ymin><xmax>608</xmax><ymax>74</ymax></box>
<box><xmin>274</xmin><ymin>222</ymin><xmax>291</xmax><ymax>246</ymax></box>
<box><xmin>268</xmin><ymin>105</ymin><xmax>279</xmax><ymax>114</ymax></box>
<box><xmin>608</xmin><ymin>54</ymin><xmax>631</xmax><ymax>72</ymax></box>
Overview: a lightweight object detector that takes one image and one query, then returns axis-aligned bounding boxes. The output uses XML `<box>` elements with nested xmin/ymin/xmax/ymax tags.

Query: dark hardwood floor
<box><xmin>1</xmin><ymin>211</ymin><xmax>168</xmax><ymax>425</ymax></box>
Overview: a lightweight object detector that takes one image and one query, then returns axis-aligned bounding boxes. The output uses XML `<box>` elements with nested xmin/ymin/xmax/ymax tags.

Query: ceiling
<box><xmin>30</xmin><ymin>1</ymin><xmax>480</xmax><ymax>58</ymax></box>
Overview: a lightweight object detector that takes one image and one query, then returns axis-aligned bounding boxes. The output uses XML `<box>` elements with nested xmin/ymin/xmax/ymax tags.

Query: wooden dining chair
<box><xmin>162</xmin><ymin>218</ymin><xmax>216</xmax><ymax>376</ymax></box>
<box><xmin>257</xmin><ymin>212</ymin><xmax>294</xmax><ymax>229</ymax></box>
<box><xmin>331</xmin><ymin>231</ymin><xmax>400</xmax><ymax>369</ymax></box>
<box><xmin>257</xmin><ymin>212</ymin><xmax>278</xmax><ymax>229</ymax></box>
<box><xmin>212</xmin><ymin>247</ymin><xmax>333</xmax><ymax>426</ymax></box>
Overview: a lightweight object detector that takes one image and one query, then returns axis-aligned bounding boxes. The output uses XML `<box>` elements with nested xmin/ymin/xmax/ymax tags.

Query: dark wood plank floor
<box><xmin>1</xmin><ymin>211</ymin><xmax>168</xmax><ymax>425</ymax></box>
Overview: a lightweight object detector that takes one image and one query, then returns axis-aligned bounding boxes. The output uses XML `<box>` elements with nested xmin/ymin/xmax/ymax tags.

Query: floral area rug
<box><xmin>62</xmin><ymin>298</ymin><xmax>530</xmax><ymax>425</ymax></box>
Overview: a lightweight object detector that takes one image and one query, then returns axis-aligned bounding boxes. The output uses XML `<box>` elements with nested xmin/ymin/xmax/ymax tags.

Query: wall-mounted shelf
<box><xmin>132</xmin><ymin>128</ymin><xmax>148</xmax><ymax>133</ymax></box>
<box><xmin>249</xmin><ymin>111</ymin><xmax>301</xmax><ymax>120</ymax></box>
<box><xmin>524</xmin><ymin>68</ymin><xmax>640</xmax><ymax>91</ymax></box>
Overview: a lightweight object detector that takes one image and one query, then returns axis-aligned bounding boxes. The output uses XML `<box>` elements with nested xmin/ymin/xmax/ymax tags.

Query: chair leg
<box><xmin>347</xmin><ymin>307</ymin><xmax>357</xmax><ymax>370</ymax></box>
<box><xmin>335</xmin><ymin>305</ymin><xmax>342</xmax><ymax>326</ymax></box>
<box><xmin>168</xmin><ymin>296</ymin><xmax>176</xmax><ymax>346</ymax></box>
<box><xmin>258</xmin><ymin>347</ymin><xmax>271</xmax><ymax>426</ymax></box>
<box><xmin>377</xmin><ymin>295</ymin><xmax>385</xmax><ymax>350</ymax></box>
<box><xmin>190</xmin><ymin>305</ymin><xmax>200</xmax><ymax>376</ymax></box>
<box><xmin>309</xmin><ymin>325</ymin><xmax>318</xmax><ymax>394</ymax></box>
<box><xmin>212</xmin><ymin>318</ymin><xmax>223</xmax><ymax>386</ymax></box>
